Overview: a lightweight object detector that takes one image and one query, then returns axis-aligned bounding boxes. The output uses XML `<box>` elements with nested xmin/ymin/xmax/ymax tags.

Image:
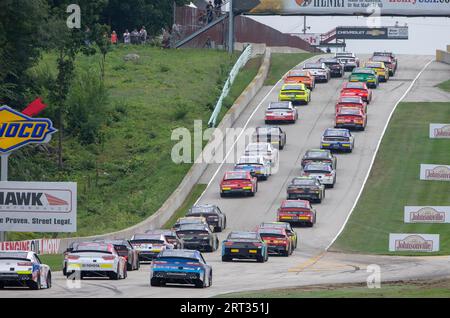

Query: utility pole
<box><xmin>0</xmin><ymin>154</ymin><xmax>9</xmax><ymax>242</ymax></box>
<box><xmin>228</xmin><ymin>0</ymin><xmax>234</xmax><ymax>54</ymax></box>
<box><xmin>303</xmin><ymin>16</ymin><xmax>306</xmax><ymax>34</ymax></box>
<box><xmin>173</xmin><ymin>1</ymin><xmax>176</xmax><ymax>26</ymax></box>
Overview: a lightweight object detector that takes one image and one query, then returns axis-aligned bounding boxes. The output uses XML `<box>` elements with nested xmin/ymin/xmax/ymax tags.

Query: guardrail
<box><xmin>208</xmin><ymin>44</ymin><xmax>253</xmax><ymax>127</ymax></box>
<box><xmin>436</xmin><ymin>45</ymin><xmax>450</xmax><ymax>65</ymax></box>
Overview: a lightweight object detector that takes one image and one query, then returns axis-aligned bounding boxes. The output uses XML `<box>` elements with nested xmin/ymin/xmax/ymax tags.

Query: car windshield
<box><xmin>353</xmin><ymin>68</ymin><xmax>373</xmax><ymax>74</ymax></box>
<box><xmin>224</xmin><ymin>171</ymin><xmax>249</xmax><ymax>180</ymax></box>
<box><xmin>324</xmin><ymin>129</ymin><xmax>349</xmax><ymax>137</ymax></box>
<box><xmin>179</xmin><ymin>218</ymin><xmax>205</xmax><ymax>224</ymax></box>
<box><xmin>366</xmin><ymin>63</ymin><xmax>382</xmax><ymax>68</ymax></box>
<box><xmin>178</xmin><ymin>224</ymin><xmax>209</xmax><ymax>231</ymax></box>
<box><xmin>259</xmin><ymin>230</ymin><xmax>285</xmax><ymax>237</ymax></box>
<box><xmin>246</xmin><ymin>144</ymin><xmax>268</xmax><ymax>152</ymax></box>
<box><xmin>340</xmin><ymin>97</ymin><xmax>361</xmax><ymax>103</ymax></box>
<box><xmin>228</xmin><ymin>232</ymin><xmax>258</xmax><ymax>240</ymax></box>
<box><xmin>282</xmin><ymin>85</ymin><xmax>304</xmax><ymax>91</ymax></box>
<box><xmin>345</xmin><ymin>82</ymin><xmax>365</xmax><ymax>89</ymax></box>
<box><xmin>305</xmin><ymin>164</ymin><xmax>332</xmax><ymax>173</ymax></box>
<box><xmin>304</xmin><ymin>63</ymin><xmax>323</xmax><ymax>69</ymax></box>
<box><xmin>0</xmin><ymin>252</ymin><xmax>29</xmax><ymax>260</ymax></box>
<box><xmin>256</xmin><ymin>127</ymin><xmax>279</xmax><ymax>136</ymax></box>
<box><xmin>238</xmin><ymin>156</ymin><xmax>263</xmax><ymax>164</ymax></box>
<box><xmin>282</xmin><ymin>201</ymin><xmax>309</xmax><ymax>208</ymax></box>
<box><xmin>74</xmin><ymin>243</ymin><xmax>110</xmax><ymax>252</ymax></box>
<box><xmin>306</xmin><ymin>151</ymin><xmax>328</xmax><ymax>159</ymax></box>
<box><xmin>288</xmin><ymin>71</ymin><xmax>308</xmax><ymax>77</ymax></box>
<box><xmin>292</xmin><ymin>178</ymin><xmax>316</xmax><ymax>186</ymax></box>
<box><xmin>159</xmin><ymin>249</ymin><xmax>198</xmax><ymax>259</ymax></box>
<box><xmin>338</xmin><ymin>108</ymin><xmax>361</xmax><ymax>115</ymax></box>
<box><xmin>189</xmin><ymin>205</ymin><xmax>215</xmax><ymax>214</ymax></box>
<box><xmin>269</xmin><ymin>102</ymin><xmax>291</xmax><ymax>109</ymax></box>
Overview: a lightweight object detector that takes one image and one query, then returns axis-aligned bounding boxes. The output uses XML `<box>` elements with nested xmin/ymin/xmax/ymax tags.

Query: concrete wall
<box><xmin>436</xmin><ymin>45</ymin><xmax>450</xmax><ymax>65</ymax></box>
<box><xmin>55</xmin><ymin>48</ymin><xmax>272</xmax><ymax>252</ymax></box>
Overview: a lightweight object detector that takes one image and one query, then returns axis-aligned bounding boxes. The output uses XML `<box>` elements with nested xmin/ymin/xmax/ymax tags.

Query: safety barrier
<box><xmin>436</xmin><ymin>45</ymin><xmax>450</xmax><ymax>64</ymax></box>
<box><xmin>208</xmin><ymin>44</ymin><xmax>253</xmax><ymax>127</ymax></box>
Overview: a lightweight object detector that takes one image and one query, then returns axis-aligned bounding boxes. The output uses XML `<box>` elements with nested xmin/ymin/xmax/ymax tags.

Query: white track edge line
<box><xmin>325</xmin><ymin>58</ymin><xmax>434</xmax><ymax>251</ymax></box>
<box><xmin>194</xmin><ymin>54</ymin><xmax>321</xmax><ymax>205</ymax></box>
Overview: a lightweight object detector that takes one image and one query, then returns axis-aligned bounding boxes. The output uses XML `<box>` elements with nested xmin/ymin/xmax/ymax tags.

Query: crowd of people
<box><xmin>109</xmin><ymin>27</ymin><xmax>148</xmax><ymax>45</ymax></box>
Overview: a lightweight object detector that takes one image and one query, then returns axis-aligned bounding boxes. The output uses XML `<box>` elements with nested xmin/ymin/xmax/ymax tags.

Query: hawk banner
<box><xmin>236</xmin><ymin>0</ymin><xmax>450</xmax><ymax>16</ymax></box>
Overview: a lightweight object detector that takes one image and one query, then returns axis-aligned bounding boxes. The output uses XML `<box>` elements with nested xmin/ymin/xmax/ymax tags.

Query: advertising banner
<box><xmin>236</xmin><ymin>0</ymin><xmax>450</xmax><ymax>17</ymax></box>
<box><xmin>389</xmin><ymin>233</ymin><xmax>440</xmax><ymax>252</ymax></box>
<box><xmin>295</xmin><ymin>33</ymin><xmax>322</xmax><ymax>45</ymax></box>
<box><xmin>0</xmin><ymin>239</ymin><xmax>61</xmax><ymax>254</ymax></box>
<box><xmin>404</xmin><ymin>206</ymin><xmax>450</xmax><ymax>223</ymax></box>
<box><xmin>0</xmin><ymin>181</ymin><xmax>77</xmax><ymax>232</ymax></box>
<box><xmin>335</xmin><ymin>26</ymin><xmax>408</xmax><ymax>39</ymax></box>
<box><xmin>420</xmin><ymin>164</ymin><xmax>450</xmax><ymax>181</ymax></box>
<box><xmin>429</xmin><ymin>123</ymin><xmax>450</xmax><ymax>138</ymax></box>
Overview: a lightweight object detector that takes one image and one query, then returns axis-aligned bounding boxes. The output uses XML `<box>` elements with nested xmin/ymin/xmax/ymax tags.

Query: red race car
<box><xmin>256</xmin><ymin>227</ymin><xmax>293</xmax><ymax>256</ymax></box>
<box><xmin>265</xmin><ymin>101</ymin><xmax>298</xmax><ymax>124</ymax></box>
<box><xmin>335</xmin><ymin>96</ymin><xmax>367</xmax><ymax>114</ymax></box>
<box><xmin>340</xmin><ymin>82</ymin><xmax>372</xmax><ymax>104</ymax></box>
<box><xmin>220</xmin><ymin>171</ymin><xmax>258</xmax><ymax>197</ymax></box>
<box><xmin>335</xmin><ymin>107</ymin><xmax>367</xmax><ymax>131</ymax></box>
<box><xmin>277</xmin><ymin>199</ymin><xmax>317</xmax><ymax>227</ymax></box>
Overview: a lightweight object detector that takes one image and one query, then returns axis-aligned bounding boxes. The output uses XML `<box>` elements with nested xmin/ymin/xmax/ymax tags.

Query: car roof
<box><xmin>324</xmin><ymin>128</ymin><xmax>350</xmax><ymax>136</ymax></box>
<box><xmin>268</xmin><ymin>101</ymin><xmax>292</xmax><ymax>108</ymax></box>
<box><xmin>188</xmin><ymin>204</ymin><xmax>217</xmax><ymax>213</ymax></box>
<box><xmin>177</xmin><ymin>223</ymin><xmax>210</xmax><ymax>231</ymax></box>
<box><xmin>281</xmin><ymin>84</ymin><xmax>305</xmax><ymax>90</ymax></box>
<box><xmin>159</xmin><ymin>249</ymin><xmax>201</xmax><ymax>259</ymax></box>
<box><xmin>281</xmin><ymin>200</ymin><xmax>310</xmax><ymax>208</ymax></box>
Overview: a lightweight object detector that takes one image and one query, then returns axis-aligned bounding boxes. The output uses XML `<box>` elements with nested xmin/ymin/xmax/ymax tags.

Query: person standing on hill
<box><xmin>111</xmin><ymin>31</ymin><xmax>118</xmax><ymax>45</ymax></box>
<box><xmin>206</xmin><ymin>1</ymin><xmax>214</xmax><ymax>23</ymax></box>
<box><xmin>123</xmin><ymin>29</ymin><xmax>131</xmax><ymax>44</ymax></box>
<box><xmin>214</xmin><ymin>0</ymin><xmax>223</xmax><ymax>16</ymax></box>
<box><xmin>140</xmin><ymin>26</ymin><xmax>147</xmax><ymax>44</ymax></box>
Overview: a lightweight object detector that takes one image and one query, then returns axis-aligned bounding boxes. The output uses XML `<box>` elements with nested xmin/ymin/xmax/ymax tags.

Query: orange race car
<box><xmin>283</xmin><ymin>70</ymin><xmax>315</xmax><ymax>90</ymax></box>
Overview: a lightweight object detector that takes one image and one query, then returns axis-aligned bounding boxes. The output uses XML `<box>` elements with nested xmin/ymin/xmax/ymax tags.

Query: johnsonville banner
<box><xmin>420</xmin><ymin>164</ymin><xmax>450</xmax><ymax>181</ymax></box>
<box><xmin>389</xmin><ymin>234</ymin><xmax>440</xmax><ymax>252</ymax></box>
<box><xmin>236</xmin><ymin>0</ymin><xmax>450</xmax><ymax>16</ymax></box>
<box><xmin>404</xmin><ymin>206</ymin><xmax>450</xmax><ymax>223</ymax></box>
<box><xmin>430</xmin><ymin>123</ymin><xmax>450</xmax><ymax>139</ymax></box>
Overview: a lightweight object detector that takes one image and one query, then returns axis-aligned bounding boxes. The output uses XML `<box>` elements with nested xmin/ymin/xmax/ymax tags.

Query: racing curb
<box><xmin>55</xmin><ymin>47</ymin><xmax>273</xmax><ymax>252</ymax></box>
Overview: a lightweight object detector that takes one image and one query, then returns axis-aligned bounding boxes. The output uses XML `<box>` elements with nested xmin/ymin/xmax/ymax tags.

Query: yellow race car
<box><xmin>365</xmin><ymin>61</ymin><xmax>390</xmax><ymax>82</ymax></box>
<box><xmin>279</xmin><ymin>83</ymin><xmax>311</xmax><ymax>105</ymax></box>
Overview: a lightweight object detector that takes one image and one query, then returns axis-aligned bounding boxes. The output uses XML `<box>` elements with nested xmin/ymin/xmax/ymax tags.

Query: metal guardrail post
<box><xmin>228</xmin><ymin>0</ymin><xmax>234</xmax><ymax>55</ymax></box>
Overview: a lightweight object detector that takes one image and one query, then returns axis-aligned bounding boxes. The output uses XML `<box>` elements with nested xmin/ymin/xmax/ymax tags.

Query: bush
<box><xmin>66</xmin><ymin>70</ymin><xmax>109</xmax><ymax>144</ymax></box>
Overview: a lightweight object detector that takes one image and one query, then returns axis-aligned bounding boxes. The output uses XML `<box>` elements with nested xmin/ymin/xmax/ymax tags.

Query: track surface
<box><xmin>3</xmin><ymin>55</ymin><xmax>449</xmax><ymax>298</ymax></box>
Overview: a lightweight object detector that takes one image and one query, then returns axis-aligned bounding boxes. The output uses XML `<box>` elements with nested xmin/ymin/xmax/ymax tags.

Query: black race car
<box><xmin>253</xmin><ymin>126</ymin><xmax>287</xmax><ymax>150</ymax></box>
<box><xmin>287</xmin><ymin>176</ymin><xmax>325</xmax><ymax>203</ymax></box>
<box><xmin>318</xmin><ymin>58</ymin><xmax>344</xmax><ymax>77</ymax></box>
<box><xmin>175</xmin><ymin>224</ymin><xmax>219</xmax><ymax>252</ymax></box>
<box><xmin>221</xmin><ymin>231</ymin><xmax>268</xmax><ymax>263</ymax></box>
<box><xmin>301</xmin><ymin>148</ymin><xmax>337</xmax><ymax>169</ymax></box>
<box><xmin>187</xmin><ymin>204</ymin><xmax>227</xmax><ymax>233</ymax></box>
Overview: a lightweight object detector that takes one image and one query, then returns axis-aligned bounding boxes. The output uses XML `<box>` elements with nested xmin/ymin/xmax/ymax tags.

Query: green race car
<box><xmin>349</xmin><ymin>68</ymin><xmax>379</xmax><ymax>89</ymax></box>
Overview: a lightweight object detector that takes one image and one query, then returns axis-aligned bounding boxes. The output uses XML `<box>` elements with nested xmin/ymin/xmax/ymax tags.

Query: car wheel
<box><xmin>28</xmin><ymin>277</ymin><xmax>41</xmax><ymax>290</ymax></box>
<box><xmin>127</xmin><ymin>262</ymin><xmax>133</xmax><ymax>271</ymax></box>
<box><xmin>0</xmin><ymin>282</ymin><xmax>4</xmax><ymax>289</ymax></box>
<box><xmin>46</xmin><ymin>273</ymin><xmax>52</xmax><ymax>289</ymax></box>
<box><xmin>220</xmin><ymin>193</ymin><xmax>225</xmax><ymax>198</ymax></box>
<box><xmin>208</xmin><ymin>272</ymin><xmax>213</xmax><ymax>287</ymax></box>
<box><xmin>316</xmin><ymin>198</ymin><xmax>322</xmax><ymax>204</ymax></box>
<box><xmin>123</xmin><ymin>266</ymin><xmax>127</xmax><ymax>279</ymax></box>
<box><xmin>250</xmin><ymin>191</ymin><xmax>255</xmax><ymax>197</ymax></box>
<box><xmin>257</xmin><ymin>256</ymin><xmax>265</xmax><ymax>263</ymax></box>
<box><xmin>150</xmin><ymin>278</ymin><xmax>161</xmax><ymax>287</ymax></box>
<box><xmin>222</xmin><ymin>255</ymin><xmax>231</xmax><ymax>262</ymax></box>
<box><xmin>214</xmin><ymin>226</ymin><xmax>222</xmax><ymax>233</ymax></box>
<box><xmin>195</xmin><ymin>277</ymin><xmax>205</xmax><ymax>288</ymax></box>
<box><xmin>110</xmin><ymin>270</ymin><xmax>119</xmax><ymax>280</ymax></box>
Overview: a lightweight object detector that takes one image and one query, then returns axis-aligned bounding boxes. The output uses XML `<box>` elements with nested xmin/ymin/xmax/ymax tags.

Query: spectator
<box><xmin>140</xmin><ymin>26</ymin><xmax>147</xmax><ymax>44</ymax></box>
<box><xmin>198</xmin><ymin>10</ymin><xmax>207</xmax><ymax>26</ymax></box>
<box><xmin>326</xmin><ymin>47</ymin><xmax>331</xmax><ymax>53</ymax></box>
<box><xmin>206</xmin><ymin>1</ymin><xmax>214</xmax><ymax>23</ymax></box>
<box><xmin>214</xmin><ymin>0</ymin><xmax>223</xmax><ymax>16</ymax></box>
<box><xmin>131</xmin><ymin>28</ymin><xmax>139</xmax><ymax>44</ymax></box>
<box><xmin>162</xmin><ymin>28</ymin><xmax>171</xmax><ymax>49</ymax></box>
<box><xmin>123</xmin><ymin>29</ymin><xmax>131</xmax><ymax>44</ymax></box>
<box><xmin>111</xmin><ymin>31</ymin><xmax>118</xmax><ymax>45</ymax></box>
<box><xmin>84</xmin><ymin>26</ymin><xmax>91</xmax><ymax>46</ymax></box>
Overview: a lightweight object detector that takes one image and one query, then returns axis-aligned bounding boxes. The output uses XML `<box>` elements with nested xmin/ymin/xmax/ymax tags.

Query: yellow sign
<box><xmin>0</xmin><ymin>106</ymin><xmax>56</xmax><ymax>153</ymax></box>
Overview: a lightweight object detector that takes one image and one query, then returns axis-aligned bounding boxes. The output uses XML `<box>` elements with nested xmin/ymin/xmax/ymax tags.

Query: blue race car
<box><xmin>234</xmin><ymin>155</ymin><xmax>271</xmax><ymax>180</ymax></box>
<box><xmin>150</xmin><ymin>249</ymin><xmax>212</xmax><ymax>288</ymax></box>
<box><xmin>320</xmin><ymin>128</ymin><xmax>355</xmax><ymax>153</ymax></box>
<box><xmin>222</xmin><ymin>231</ymin><xmax>268</xmax><ymax>263</ymax></box>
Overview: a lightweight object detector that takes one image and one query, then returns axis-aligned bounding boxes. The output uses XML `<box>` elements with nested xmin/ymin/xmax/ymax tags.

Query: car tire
<box><xmin>46</xmin><ymin>272</ymin><xmax>52</xmax><ymax>289</ymax></box>
<box><xmin>195</xmin><ymin>277</ymin><xmax>205</xmax><ymax>288</ymax></box>
<box><xmin>208</xmin><ymin>272</ymin><xmax>213</xmax><ymax>287</ymax></box>
<box><xmin>222</xmin><ymin>255</ymin><xmax>231</xmax><ymax>262</ymax></box>
<box><xmin>316</xmin><ymin>198</ymin><xmax>322</xmax><ymax>204</ymax></box>
<box><xmin>150</xmin><ymin>278</ymin><xmax>161</xmax><ymax>287</ymax></box>
<box><xmin>110</xmin><ymin>270</ymin><xmax>119</xmax><ymax>280</ymax></box>
<box><xmin>308</xmin><ymin>222</ymin><xmax>314</xmax><ymax>228</ymax></box>
<box><xmin>28</xmin><ymin>277</ymin><xmax>41</xmax><ymax>290</ymax></box>
<box><xmin>127</xmin><ymin>262</ymin><xmax>133</xmax><ymax>271</ymax></box>
<box><xmin>250</xmin><ymin>191</ymin><xmax>255</xmax><ymax>197</ymax></box>
<box><xmin>220</xmin><ymin>193</ymin><xmax>225</xmax><ymax>198</ymax></box>
<box><xmin>257</xmin><ymin>256</ymin><xmax>265</xmax><ymax>263</ymax></box>
<box><xmin>214</xmin><ymin>226</ymin><xmax>222</xmax><ymax>233</ymax></box>
<box><xmin>0</xmin><ymin>282</ymin><xmax>4</xmax><ymax>289</ymax></box>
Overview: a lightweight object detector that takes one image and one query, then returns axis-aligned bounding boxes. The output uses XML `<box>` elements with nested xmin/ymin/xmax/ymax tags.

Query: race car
<box><xmin>335</xmin><ymin>52</ymin><xmax>360</xmax><ymax>71</ymax></box>
<box><xmin>301</xmin><ymin>162</ymin><xmax>336</xmax><ymax>188</ymax></box>
<box><xmin>258</xmin><ymin>222</ymin><xmax>298</xmax><ymax>249</ymax></box>
<box><xmin>335</xmin><ymin>107</ymin><xmax>367</xmax><ymax>131</ymax></box>
<box><xmin>287</xmin><ymin>176</ymin><xmax>326</xmax><ymax>203</ymax></box>
<box><xmin>277</xmin><ymin>200</ymin><xmax>317</xmax><ymax>227</ymax></box>
<box><xmin>173</xmin><ymin>216</ymin><xmax>210</xmax><ymax>232</ymax></box>
<box><xmin>370</xmin><ymin>55</ymin><xmax>397</xmax><ymax>76</ymax></box>
<box><xmin>320</xmin><ymin>128</ymin><xmax>355</xmax><ymax>152</ymax></box>
<box><xmin>0</xmin><ymin>250</ymin><xmax>52</xmax><ymax>290</ymax></box>
<box><xmin>65</xmin><ymin>242</ymin><xmax>127</xmax><ymax>280</ymax></box>
<box><xmin>335</xmin><ymin>96</ymin><xmax>367</xmax><ymax>113</ymax></box>
<box><xmin>283</xmin><ymin>70</ymin><xmax>315</xmax><ymax>90</ymax></box>
<box><xmin>186</xmin><ymin>204</ymin><xmax>227</xmax><ymax>233</ymax></box>
<box><xmin>253</xmin><ymin>126</ymin><xmax>287</xmax><ymax>150</ymax></box>
<box><xmin>265</xmin><ymin>101</ymin><xmax>298</xmax><ymax>123</ymax></box>
<box><xmin>62</xmin><ymin>241</ymin><xmax>81</xmax><ymax>275</ymax></box>
<box><xmin>372</xmin><ymin>51</ymin><xmax>397</xmax><ymax>73</ymax></box>
<box><xmin>340</xmin><ymin>82</ymin><xmax>372</xmax><ymax>104</ymax></box>
<box><xmin>220</xmin><ymin>171</ymin><xmax>258</xmax><ymax>197</ymax></box>
<box><xmin>130</xmin><ymin>234</ymin><xmax>174</xmax><ymax>262</ymax></box>
<box><xmin>364</xmin><ymin>61</ymin><xmax>390</xmax><ymax>82</ymax></box>
<box><xmin>94</xmin><ymin>239</ymin><xmax>140</xmax><ymax>271</ymax></box>
<box><xmin>234</xmin><ymin>155</ymin><xmax>271</xmax><ymax>180</ymax></box>
<box><xmin>278</xmin><ymin>84</ymin><xmax>311</xmax><ymax>105</ymax></box>
<box><xmin>150</xmin><ymin>249</ymin><xmax>212</xmax><ymax>288</ymax></box>
<box><xmin>145</xmin><ymin>229</ymin><xmax>184</xmax><ymax>249</ymax></box>
<box><xmin>302</xmin><ymin>62</ymin><xmax>330</xmax><ymax>82</ymax></box>
<box><xmin>349</xmin><ymin>68</ymin><xmax>379</xmax><ymax>89</ymax></box>
<box><xmin>318</xmin><ymin>57</ymin><xmax>344</xmax><ymax>77</ymax></box>
<box><xmin>175</xmin><ymin>224</ymin><xmax>219</xmax><ymax>252</ymax></box>
<box><xmin>257</xmin><ymin>227</ymin><xmax>292</xmax><ymax>256</ymax></box>
<box><xmin>222</xmin><ymin>231</ymin><xmax>268</xmax><ymax>263</ymax></box>
<box><xmin>244</xmin><ymin>142</ymin><xmax>278</xmax><ymax>166</ymax></box>
<box><xmin>301</xmin><ymin>148</ymin><xmax>337</xmax><ymax>169</ymax></box>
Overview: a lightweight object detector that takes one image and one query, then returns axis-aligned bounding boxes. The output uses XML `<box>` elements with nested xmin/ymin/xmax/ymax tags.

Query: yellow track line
<box><xmin>288</xmin><ymin>251</ymin><xmax>327</xmax><ymax>273</ymax></box>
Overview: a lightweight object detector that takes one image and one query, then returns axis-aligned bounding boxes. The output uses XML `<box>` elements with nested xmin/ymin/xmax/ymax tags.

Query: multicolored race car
<box><xmin>340</xmin><ymin>82</ymin><xmax>372</xmax><ymax>104</ymax></box>
<box><xmin>301</xmin><ymin>148</ymin><xmax>337</xmax><ymax>169</ymax></box>
<box><xmin>130</xmin><ymin>234</ymin><xmax>174</xmax><ymax>262</ymax></box>
<box><xmin>265</xmin><ymin>101</ymin><xmax>298</xmax><ymax>124</ymax></box>
<box><xmin>335</xmin><ymin>107</ymin><xmax>367</xmax><ymax>131</ymax></box>
<box><xmin>222</xmin><ymin>231</ymin><xmax>268</xmax><ymax>263</ymax></box>
<box><xmin>301</xmin><ymin>162</ymin><xmax>336</xmax><ymax>188</ymax></box>
<box><xmin>287</xmin><ymin>176</ymin><xmax>325</xmax><ymax>203</ymax></box>
<box><xmin>253</xmin><ymin>126</ymin><xmax>287</xmax><ymax>150</ymax></box>
<box><xmin>258</xmin><ymin>222</ymin><xmax>298</xmax><ymax>249</ymax></box>
<box><xmin>150</xmin><ymin>249</ymin><xmax>212</xmax><ymax>288</ymax></box>
<box><xmin>256</xmin><ymin>227</ymin><xmax>293</xmax><ymax>256</ymax></box>
<box><xmin>320</xmin><ymin>128</ymin><xmax>355</xmax><ymax>153</ymax></box>
<box><xmin>364</xmin><ymin>61</ymin><xmax>390</xmax><ymax>82</ymax></box>
<box><xmin>220</xmin><ymin>171</ymin><xmax>258</xmax><ymax>197</ymax></box>
<box><xmin>277</xmin><ymin>200</ymin><xmax>317</xmax><ymax>227</ymax></box>
<box><xmin>278</xmin><ymin>84</ymin><xmax>311</xmax><ymax>105</ymax></box>
<box><xmin>0</xmin><ymin>250</ymin><xmax>52</xmax><ymax>290</ymax></box>
<box><xmin>186</xmin><ymin>204</ymin><xmax>227</xmax><ymax>233</ymax></box>
<box><xmin>335</xmin><ymin>96</ymin><xmax>368</xmax><ymax>114</ymax></box>
<box><xmin>349</xmin><ymin>68</ymin><xmax>379</xmax><ymax>89</ymax></box>
<box><xmin>283</xmin><ymin>70</ymin><xmax>315</xmax><ymax>90</ymax></box>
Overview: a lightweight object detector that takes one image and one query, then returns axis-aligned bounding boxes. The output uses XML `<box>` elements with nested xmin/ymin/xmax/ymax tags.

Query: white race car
<box><xmin>0</xmin><ymin>250</ymin><xmax>52</xmax><ymax>290</ymax></box>
<box><xmin>235</xmin><ymin>155</ymin><xmax>272</xmax><ymax>180</ymax></box>
<box><xmin>65</xmin><ymin>242</ymin><xmax>127</xmax><ymax>280</ymax></box>
<box><xmin>130</xmin><ymin>234</ymin><xmax>174</xmax><ymax>262</ymax></box>
<box><xmin>301</xmin><ymin>162</ymin><xmax>337</xmax><ymax>188</ymax></box>
<box><xmin>244</xmin><ymin>142</ymin><xmax>279</xmax><ymax>167</ymax></box>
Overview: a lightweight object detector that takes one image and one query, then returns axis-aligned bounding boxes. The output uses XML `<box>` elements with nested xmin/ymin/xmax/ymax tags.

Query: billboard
<box><xmin>389</xmin><ymin>234</ymin><xmax>440</xmax><ymax>252</ymax></box>
<box><xmin>429</xmin><ymin>123</ymin><xmax>450</xmax><ymax>138</ymax></box>
<box><xmin>0</xmin><ymin>239</ymin><xmax>61</xmax><ymax>254</ymax></box>
<box><xmin>335</xmin><ymin>26</ymin><xmax>408</xmax><ymax>39</ymax></box>
<box><xmin>404</xmin><ymin>206</ymin><xmax>450</xmax><ymax>223</ymax></box>
<box><xmin>294</xmin><ymin>33</ymin><xmax>322</xmax><ymax>45</ymax></box>
<box><xmin>420</xmin><ymin>164</ymin><xmax>450</xmax><ymax>181</ymax></box>
<box><xmin>0</xmin><ymin>181</ymin><xmax>77</xmax><ymax>232</ymax></box>
<box><xmin>236</xmin><ymin>0</ymin><xmax>450</xmax><ymax>17</ymax></box>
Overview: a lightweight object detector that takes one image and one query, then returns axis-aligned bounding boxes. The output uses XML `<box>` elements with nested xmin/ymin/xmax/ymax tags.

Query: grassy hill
<box><xmin>8</xmin><ymin>46</ymin><xmax>260</xmax><ymax>240</ymax></box>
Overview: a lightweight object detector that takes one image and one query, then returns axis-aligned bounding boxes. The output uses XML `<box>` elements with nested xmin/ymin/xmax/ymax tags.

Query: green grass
<box><xmin>264</xmin><ymin>53</ymin><xmax>316</xmax><ymax>85</ymax></box>
<box><xmin>7</xmin><ymin>46</ymin><xmax>247</xmax><ymax>240</ymax></box>
<box><xmin>332</xmin><ymin>102</ymin><xmax>450</xmax><ymax>255</ymax></box>
<box><xmin>217</xmin><ymin>280</ymin><xmax>450</xmax><ymax>298</ymax></box>
<box><xmin>39</xmin><ymin>254</ymin><xmax>64</xmax><ymax>272</ymax></box>
<box><xmin>437</xmin><ymin>79</ymin><xmax>450</xmax><ymax>92</ymax></box>
<box><xmin>163</xmin><ymin>183</ymin><xmax>207</xmax><ymax>229</ymax></box>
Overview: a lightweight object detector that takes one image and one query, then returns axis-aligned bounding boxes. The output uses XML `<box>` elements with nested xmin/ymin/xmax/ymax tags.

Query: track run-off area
<box><xmin>3</xmin><ymin>54</ymin><xmax>450</xmax><ymax>298</ymax></box>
